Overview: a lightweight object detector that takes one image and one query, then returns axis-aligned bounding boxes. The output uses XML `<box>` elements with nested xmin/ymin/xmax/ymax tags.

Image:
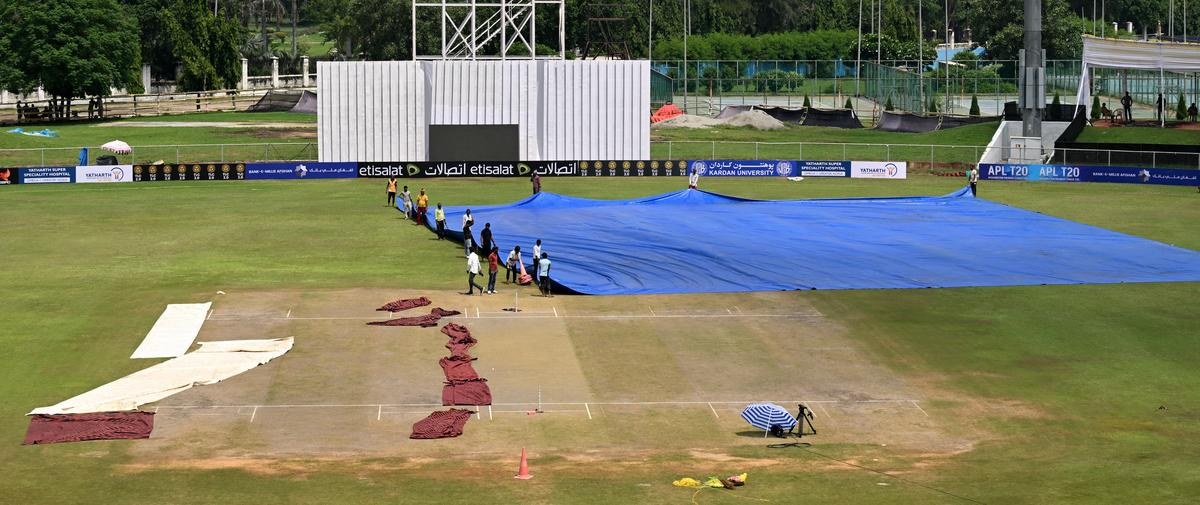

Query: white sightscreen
<box><xmin>541</xmin><ymin>60</ymin><xmax>650</xmax><ymax>160</ymax></box>
<box><xmin>318</xmin><ymin>60</ymin><xmax>649</xmax><ymax>162</ymax></box>
<box><xmin>426</xmin><ymin>61</ymin><xmax>541</xmax><ymax>159</ymax></box>
<box><xmin>318</xmin><ymin>61</ymin><xmax>425</xmax><ymax>162</ymax></box>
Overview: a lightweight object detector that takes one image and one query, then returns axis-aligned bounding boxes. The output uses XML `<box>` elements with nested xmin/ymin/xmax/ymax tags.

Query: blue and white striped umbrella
<box><xmin>741</xmin><ymin>403</ymin><xmax>797</xmax><ymax>431</ymax></box>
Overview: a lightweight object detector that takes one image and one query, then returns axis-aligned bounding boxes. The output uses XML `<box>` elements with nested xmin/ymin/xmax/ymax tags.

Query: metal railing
<box><xmin>0</xmin><ymin>89</ymin><xmax>301</xmax><ymax>125</ymax></box>
<box><xmin>4</xmin><ymin>141</ymin><xmax>1198</xmax><ymax>171</ymax></box>
<box><xmin>651</xmin><ymin>141</ymin><xmax>1200</xmax><ymax>170</ymax></box>
<box><xmin>0</xmin><ymin>142</ymin><xmax>318</xmax><ymax>167</ymax></box>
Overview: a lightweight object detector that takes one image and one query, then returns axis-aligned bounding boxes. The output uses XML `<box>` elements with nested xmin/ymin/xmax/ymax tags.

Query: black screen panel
<box><xmin>428</xmin><ymin>124</ymin><xmax>520</xmax><ymax>161</ymax></box>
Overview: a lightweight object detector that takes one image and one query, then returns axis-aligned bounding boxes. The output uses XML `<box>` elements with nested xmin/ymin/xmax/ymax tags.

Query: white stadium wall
<box><xmin>317</xmin><ymin>60</ymin><xmax>650</xmax><ymax>162</ymax></box>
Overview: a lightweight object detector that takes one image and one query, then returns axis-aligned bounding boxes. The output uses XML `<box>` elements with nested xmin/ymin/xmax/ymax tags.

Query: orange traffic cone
<box><xmin>514</xmin><ymin>447</ymin><xmax>533</xmax><ymax>480</ymax></box>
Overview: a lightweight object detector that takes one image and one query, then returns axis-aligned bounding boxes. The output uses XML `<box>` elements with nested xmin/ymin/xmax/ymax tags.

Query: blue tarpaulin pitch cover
<box><xmin>423</xmin><ymin>188</ymin><xmax>1200</xmax><ymax>295</ymax></box>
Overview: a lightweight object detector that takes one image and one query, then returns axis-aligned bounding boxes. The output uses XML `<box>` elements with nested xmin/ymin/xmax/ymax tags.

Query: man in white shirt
<box><xmin>400</xmin><ymin>185</ymin><xmax>413</xmax><ymax>220</ymax></box>
<box><xmin>688</xmin><ymin>168</ymin><xmax>699</xmax><ymax>189</ymax></box>
<box><xmin>968</xmin><ymin>167</ymin><xmax>979</xmax><ymax>196</ymax></box>
<box><xmin>466</xmin><ymin>250</ymin><xmax>484</xmax><ymax>295</ymax></box>
<box><xmin>538</xmin><ymin>253</ymin><xmax>552</xmax><ymax>297</ymax></box>
<box><xmin>532</xmin><ymin>239</ymin><xmax>543</xmax><ymax>282</ymax></box>
<box><xmin>461</xmin><ymin>209</ymin><xmax>475</xmax><ymax>257</ymax></box>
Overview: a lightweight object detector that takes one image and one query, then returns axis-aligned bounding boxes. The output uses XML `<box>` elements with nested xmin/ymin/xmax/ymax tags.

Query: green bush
<box><xmin>803</xmin><ymin>95</ymin><xmax>812</xmax><ymax>108</ymax></box>
<box><xmin>884</xmin><ymin>97</ymin><xmax>894</xmax><ymax>111</ymax></box>
<box><xmin>1052</xmin><ymin>93</ymin><xmax>1061</xmax><ymax>107</ymax></box>
<box><xmin>844</xmin><ymin>97</ymin><xmax>853</xmax><ymax>109</ymax></box>
<box><xmin>927</xmin><ymin>96</ymin><xmax>939</xmax><ymax>113</ymax></box>
<box><xmin>969</xmin><ymin>95</ymin><xmax>981</xmax><ymax>116</ymax></box>
<box><xmin>1091</xmin><ymin>96</ymin><xmax>1101</xmax><ymax>120</ymax></box>
<box><xmin>1176</xmin><ymin>94</ymin><xmax>1188</xmax><ymax>121</ymax></box>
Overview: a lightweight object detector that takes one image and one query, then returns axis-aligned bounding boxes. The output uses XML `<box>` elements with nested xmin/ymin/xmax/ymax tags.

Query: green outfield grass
<box><xmin>1074</xmin><ymin>125</ymin><xmax>1200</xmax><ymax>145</ymax></box>
<box><xmin>2</xmin><ymin>176</ymin><xmax>1198</xmax><ymax>504</ymax></box>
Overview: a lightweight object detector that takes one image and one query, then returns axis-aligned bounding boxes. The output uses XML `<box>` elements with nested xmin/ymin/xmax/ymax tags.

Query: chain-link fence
<box><xmin>653</xmin><ymin>59</ymin><xmax>1200</xmax><ymax>119</ymax></box>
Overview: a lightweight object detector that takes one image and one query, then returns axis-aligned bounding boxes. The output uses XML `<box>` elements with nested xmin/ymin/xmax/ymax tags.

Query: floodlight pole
<box><xmin>919</xmin><ymin>0</ymin><xmax>924</xmax><ymax>112</ymax></box>
<box><xmin>649</xmin><ymin>0</ymin><xmax>653</xmax><ymax>60</ymax></box>
<box><xmin>682</xmin><ymin>0</ymin><xmax>689</xmax><ymax>113</ymax></box>
<box><xmin>1021</xmin><ymin>0</ymin><xmax>1044</xmax><ymax>138</ymax></box>
<box><xmin>856</xmin><ymin>0</ymin><xmax>862</xmax><ymax>97</ymax></box>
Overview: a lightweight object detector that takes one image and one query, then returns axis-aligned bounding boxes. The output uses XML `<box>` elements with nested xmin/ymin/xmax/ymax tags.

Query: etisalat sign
<box><xmin>357</xmin><ymin>161</ymin><xmax>581</xmax><ymax>178</ymax></box>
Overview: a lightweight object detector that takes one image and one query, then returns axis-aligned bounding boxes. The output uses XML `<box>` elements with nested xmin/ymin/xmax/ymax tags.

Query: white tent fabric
<box><xmin>30</xmin><ymin>338</ymin><xmax>293</xmax><ymax>415</ymax></box>
<box><xmin>1076</xmin><ymin>36</ymin><xmax>1200</xmax><ymax>117</ymax></box>
<box><xmin>130</xmin><ymin>302</ymin><xmax>211</xmax><ymax>359</ymax></box>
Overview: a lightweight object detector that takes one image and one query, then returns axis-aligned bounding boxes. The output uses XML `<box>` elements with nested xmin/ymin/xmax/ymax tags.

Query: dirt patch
<box><xmin>120</xmin><ymin>288</ymin><xmax>1027</xmax><ymax>480</ymax></box>
<box><xmin>240</xmin><ymin>128</ymin><xmax>317</xmax><ymax>139</ymax></box>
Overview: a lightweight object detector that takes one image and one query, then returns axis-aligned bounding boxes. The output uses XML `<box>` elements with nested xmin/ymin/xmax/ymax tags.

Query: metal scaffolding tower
<box><xmin>412</xmin><ymin>0</ymin><xmax>566</xmax><ymax>60</ymax></box>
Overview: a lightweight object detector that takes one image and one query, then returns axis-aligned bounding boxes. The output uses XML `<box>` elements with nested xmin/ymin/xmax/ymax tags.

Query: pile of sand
<box><xmin>651</xmin><ymin>110</ymin><xmax>786</xmax><ymax>130</ymax></box>
<box><xmin>651</xmin><ymin>114</ymin><xmax>723</xmax><ymax>129</ymax></box>
<box><xmin>721</xmin><ymin>110</ymin><xmax>787</xmax><ymax>130</ymax></box>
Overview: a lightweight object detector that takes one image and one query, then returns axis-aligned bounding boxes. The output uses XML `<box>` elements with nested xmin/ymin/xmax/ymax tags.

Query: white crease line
<box><xmin>286</xmin><ymin>308</ymin><xmax>292</xmax><ymax>318</ymax></box>
<box><xmin>377</xmin><ymin>405</ymin><xmax>382</xmax><ymax>421</ymax></box>
<box><xmin>476</xmin><ymin>410</ymin><xmax>481</xmax><ymax>420</ymax></box>
<box><xmin>488</xmin><ymin>405</ymin><xmax>493</xmax><ymax>420</ymax></box>
<box><xmin>155</xmin><ymin>399</ymin><xmax>923</xmax><ymax>410</ymax></box>
<box><xmin>815</xmin><ymin>403</ymin><xmax>836</xmax><ymax>427</ymax></box>
<box><xmin>208</xmin><ymin>313</ymin><xmax>823</xmax><ymax>321</ymax></box>
<box><xmin>476</xmin><ymin>307</ymin><xmax>480</xmax><ymax>318</ymax></box>
<box><xmin>249</xmin><ymin>406</ymin><xmax>258</xmax><ymax>423</ymax></box>
<box><xmin>585</xmin><ymin>403</ymin><xmax>593</xmax><ymax>420</ymax></box>
<box><xmin>726</xmin><ymin>308</ymin><xmax>733</xmax><ymax>314</ymax></box>
<box><xmin>708</xmin><ymin>402</ymin><xmax>720</xmax><ymax>419</ymax></box>
<box><xmin>648</xmin><ymin>306</ymin><xmax>656</xmax><ymax>316</ymax></box>
<box><xmin>552</xmin><ymin>306</ymin><xmax>559</xmax><ymax>318</ymax></box>
<box><xmin>206</xmin><ymin>308</ymin><xmax>213</xmax><ymax>320</ymax></box>
<box><xmin>910</xmin><ymin>400</ymin><xmax>930</xmax><ymax>417</ymax></box>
